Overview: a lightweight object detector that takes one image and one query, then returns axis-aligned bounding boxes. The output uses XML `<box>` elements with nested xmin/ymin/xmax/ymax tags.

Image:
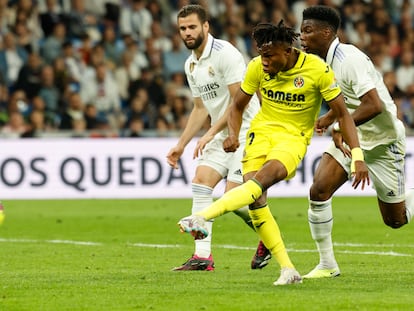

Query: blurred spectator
<box><xmin>0</xmin><ymin>110</ymin><xmax>27</xmax><ymax>137</ymax></box>
<box><xmin>164</xmin><ymin>72</ymin><xmax>192</xmax><ymax>107</ymax></box>
<box><xmin>123</xmin><ymin>34</ymin><xmax>149</xmax><ymax>74</ymax></box>
<box><xmin>9</xmin><ymin>0</ymin><xmax>43</xmax><ymax>42</ymax></box>
<box><xmin>395</xmin><ymin>49</ymin><xmax>414</xmax><ymax>94</ymax></box>
<box><xmin>100</xmin><ymin>25</ymin><xmax>124</xmax><ymax>68</ymax></box>
<box><xmin>221</xmin><ymin>18</ymin><xmax>250</xmax><ymax>62</ymax></box>
<box><xmin>0</xmin><ymin>0</ymin><xmax>13</xmax><ymax>34</ymax></box>
<box><xmin>15</xmin><ymin>52</ymin><xmax>43</xmax><ymax>100</ymax></box>
<box><xmin>13</xmin><ymin>18</ymin><xmax>37</xmax><ymax>53</ymax></box>
<box><xmin>40</xmin><ymin>22</ymin><xmax>66</xmax><ymax>64</ymax></box>
<box><xmin>114</xmin><ymin>50</ymin><xmax>140</xmax><ymax>106</ymax></box>
<box><xmin>29</xmin><ymin>95</ymin><xmax>56</xmax><ymax>128</ymax></box>
<box><xmin>144</xmin><ymin>37</ymin><xmax>163</xmax><ymax>75</ymax></box>
<box><xmin>151</xmin><ymin>20</ymin><xmax>172</xmax><ymax>53</ymax></box>
<box><xmin>346</xmin><ymin>19</ymin><xmax>371</xmax><ymax>52</ymax></box>
<box><xmin>61</xmin><ymin>40</ymin><xmax>85</xmax><ymax>85</ymax></box>
<box><xmin>84</xmin><ymin>102</ymin><xmax>99</xmax><ymax>130</ymax></box>
<box><xmin>21</xmin><ymin>109</ymin><xmax>50</xmax><ymax>137</ymax></box>
<box><xmin>77</xmin><ymin>33</ymin><xmax>93</xmax><ymax>65</ymax></box>
<box><xmin>64</xmin><ymin>0</ymin><xmax>100</xmax><ymax>41</ymax></box>
<box><xmin>119</xmin><ymin>0</ymin><xmax>153</xmax><ymax>42</ymax></box>
<box><xmin>124</xmin><ymin>116</ymin><xmax>144</xmax><ymax>137</ymax></box>
<box><xmin>38</xmin><ymin>64</ymin><xmax>61</xmax><ymax>125</ymax></box>
<box><xmin>79</xmin><ymin>61</ymin><xmax>123</xmax><ymax>129</ymax></box>
<box><xmin>124</xmin><ymin>87</ymin><xmax>154</xmax><ymax>129</ymax></box>
<box><xmin>162</xmin><ymin>32</ymin><xmax>188</xmax><ymax>81</ymax></box>
<box><xmin>52</xmin><ymin>56</ymin><xmax>71</xmax><ymax>97</ymax></box>
<box><xmin>386</xmin><ymin>24</ymin><xmax>401</xmax><ymax>60</ymax></box>
<box><xmin>0</xmin><ymin>32</ymin><xmax>28</xmax><ymax>89</ymax></box>
<box><xmin>71</xmin><ymin>117</ymin><xmax>87</xmax><ymax>137</ymax></box>
<box><xmin>157</xmin><ymin>103</ymin><xmax>174</xmax><ymax>129</ymax></box>
<box><xmin>102</xmin><ymin>1</ymin><xmax>121</xmax><ymax>29</ymax></box>
<box><xmin>7</xmin><ymin>88</ymin><xmax>29</xmax><ymax>117</ymax></box>
<box><xmin>128</xmin><ymin>67</ymin><xmax>164</xmax><ymax>107</ymax></box>
<box><xmin>39</xmin><ymin>0</ymin><xmax>65</xmax><ymax>37</ymax></box>
<box><xmin>155</xmin><ymin>115</ymin><xmax>171</xmax><ymax>136</ymax></box>
<box><xmin>59</xmin><ymin>92</ymin><xmax>84</xmax><ymax>129</ymax></box>
<box><xmin>170</xmin><ymin>94</ymin><xmax>188</xmax><ymax>129</ymax></box>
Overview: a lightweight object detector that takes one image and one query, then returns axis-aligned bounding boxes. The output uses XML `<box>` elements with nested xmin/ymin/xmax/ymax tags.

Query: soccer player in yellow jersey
<box><xmin>178</xmin><ymin>21</ymin><xmax>370</xmax><ymax>286</ymax></box>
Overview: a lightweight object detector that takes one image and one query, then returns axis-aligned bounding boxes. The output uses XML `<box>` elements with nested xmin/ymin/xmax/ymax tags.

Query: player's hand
<box><xmin>315</xmin><ymin>114</ymin><xmax>335</xmax><ymax>136</ymax></box>
<box><xmin>166</xmin><ymin>146</ymin><xmax>184</xmax><ymax>169</ymax></box>
<box><xmin>351</xmin><ymin>160</ymin><xmax>370</xmax><ymax>190</ymax></box>
<box><xmin>223</xmin><ymin>135</ymin><xmax>239</xmax><ymax>152</ymax></box>
<box><xmin>193</xmin><ymin>133</ymin><xmax>214</xmax><ymax>159</ymax></box>
<box><xmin>332</xmin><ymin>131</ymin><xmax>351</xmax><ymax>158</ymax></box>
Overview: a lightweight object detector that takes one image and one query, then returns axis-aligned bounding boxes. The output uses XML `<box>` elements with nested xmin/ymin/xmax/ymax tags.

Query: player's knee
<box><xmin>309</xmin><ymin>183</ymin><xmax>331</xmax><ymax>201</ymax></box>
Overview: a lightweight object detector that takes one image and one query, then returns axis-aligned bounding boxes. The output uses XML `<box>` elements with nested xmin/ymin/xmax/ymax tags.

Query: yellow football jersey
<box><xmin>242</xmin><ymin>49</ymin><xmax>341</xmax><ymax>144</ymax></box>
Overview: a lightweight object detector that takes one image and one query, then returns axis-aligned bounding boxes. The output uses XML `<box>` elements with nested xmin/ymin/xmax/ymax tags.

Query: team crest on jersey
<box><xmin>208</xmin><ymin>66</ymin><xmax>215</xmax><ymax>77</ymax></box>
<box><xmin>294</xmin><ymin>76</ymin><xmax>304</xmax><ymax>88</ymax></box>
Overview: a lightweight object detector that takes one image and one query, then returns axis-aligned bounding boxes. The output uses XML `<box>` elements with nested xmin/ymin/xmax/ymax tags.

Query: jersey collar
<box><xmin>326</xmin><ymin>37</ymin><xmax>340</xmax><ymax>66</ymax></box>
<box><xmin>190</xmin><ymin>33</ymin><xmax>214</xmax><ymax>63</ymax></box>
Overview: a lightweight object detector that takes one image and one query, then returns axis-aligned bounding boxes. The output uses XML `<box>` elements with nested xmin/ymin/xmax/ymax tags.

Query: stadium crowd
<box><xmin>0</xmin><ymin>0</ymin><xmax>413</xmax><ymax>138</ymax></box>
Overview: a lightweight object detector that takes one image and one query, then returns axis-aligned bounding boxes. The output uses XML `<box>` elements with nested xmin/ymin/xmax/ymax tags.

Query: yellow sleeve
<box><xmin>318</xmin><ymin>64</ymin><xmax>341</xmax><ymax>102</ymax></box>
<box><xmin>241</xmin><ymin>56</ymin><xmax>262</xmax><ymax>95</ymax></box>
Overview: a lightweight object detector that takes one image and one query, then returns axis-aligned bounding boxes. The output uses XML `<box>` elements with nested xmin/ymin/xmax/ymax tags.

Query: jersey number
<box><xmin>248</xmin><ymin>132</ymin><xmax>255</xmax><ymax>145</ymax></box>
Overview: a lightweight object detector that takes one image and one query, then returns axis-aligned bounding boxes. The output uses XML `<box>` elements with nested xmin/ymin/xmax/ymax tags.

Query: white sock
<box><xmin>192</xmin><ymin>183</ymin><xmax>214</xmax><ymax>258</ymax></box>
<box><xmin>405</xmin><ymin>189</ymin><xmax>414</xmax><ymax>223</ymax></box>
<box><xmin>308</xmin><ymin>198</ymin><xmax>338</xmax><ymax>269</ymax></box>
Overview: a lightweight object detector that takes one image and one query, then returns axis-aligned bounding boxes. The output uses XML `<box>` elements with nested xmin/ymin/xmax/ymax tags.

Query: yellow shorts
<box><xmin>242</xmin><ymin>125</ymin><xmax>308</xmax><ymax>180</ymax></box>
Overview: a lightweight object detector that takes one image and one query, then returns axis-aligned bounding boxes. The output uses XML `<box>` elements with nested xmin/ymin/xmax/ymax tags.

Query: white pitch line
<box><xmin>0</xmin><ymin>238</ymin><xmax>412</xmax><ymax>257</ymax></box>
<box><xmin>0</xmin><ymin>238</ymin><xmax>102</xmax><ymax>246</ymax></box>
<box><xmin>334</xmin><ymin>242</ymin><xmax>414</xmax><ymax>248</ymax></box>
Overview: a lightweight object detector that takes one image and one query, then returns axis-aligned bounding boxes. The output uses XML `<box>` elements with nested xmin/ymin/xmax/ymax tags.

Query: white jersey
<box><xmin>326</xmin><ymin>38</ymin><xmax>406</xmax><ymax>150</ymax></box>
<box><xmin>184</xmin><ymin>34</ymin><xmax>259</xmax><ymax>140</ymax></box>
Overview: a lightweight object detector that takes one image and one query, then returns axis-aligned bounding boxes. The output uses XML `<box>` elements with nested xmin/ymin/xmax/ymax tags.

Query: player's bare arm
<box><xmin>167</xmin><ymin>97</ymin><xmax>209</xmax><ymax>168</ymax></box>
<box><xmin>223</xmin><ymin>88</ymin><xmax>252</xmax><ymax>153</ymax></box>
<box><xmin>327</xmin><ymin>94</ymin><xmax>370</xmax><ymax>190</ymax></box>
<box><xmin>351</xmin><ymin>88</ymin><xmax>383</xmax><ymax>126</ymax></box>
<box><xmin>194</xmin><ymin>82</ymin><xmax>241</xmax><ymax>157</ymax></box>
<box><xmin>315</xmin><ymin>109</ymin><xmax>336</xmax><ymax>135</ymax></box>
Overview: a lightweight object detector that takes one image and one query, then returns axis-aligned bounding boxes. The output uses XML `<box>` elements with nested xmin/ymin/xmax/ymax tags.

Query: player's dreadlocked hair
<box><xmin>252</xmin><ymin>20</ymin><xmax>299</xmax><ymax>49</ymax></box>
<box><xmin>177</xmin><ymin>4</ymin><xmax>209</xmax><ymax>24</ymax></box>
<box><xmin>302</xmin><ymin>5</ymin><xmax>341</xmax><ymax>32</ymax></box>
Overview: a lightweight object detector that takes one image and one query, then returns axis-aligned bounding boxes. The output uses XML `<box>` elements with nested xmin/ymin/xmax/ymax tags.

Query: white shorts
<box><xmin>325</xmin><ymin>137</ymin><xmax>406</xmax><ymax>203</ymax></box>
<box><xmin>197</xmin><ymin>134</ymin><xmax>245</xmax><ymax>184</ymax></box>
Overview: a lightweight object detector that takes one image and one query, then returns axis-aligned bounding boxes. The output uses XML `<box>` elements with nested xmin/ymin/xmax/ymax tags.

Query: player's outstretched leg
<box><xmin>178</xmin><ymin>215</ymin><xmax>209</xmax><ymax>240</ymax></box>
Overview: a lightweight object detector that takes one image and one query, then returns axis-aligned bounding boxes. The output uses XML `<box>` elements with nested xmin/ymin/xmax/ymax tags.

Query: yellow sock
<box><xmin>249</xmin><ymin>205</ymin><xmax>294</xmax><ymax>269</ymax></box>
<box><xmin>197</xmin><ymin>179</ymin><xmax>263</xmax><ymax>220</ymax></box>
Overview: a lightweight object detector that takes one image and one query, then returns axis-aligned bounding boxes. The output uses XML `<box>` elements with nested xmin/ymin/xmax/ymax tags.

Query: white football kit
<box><xmin>325</xmin><ymin>38</ymin><xmax>406</xmax><ymax>202</ymax></box>
<box><xmin>185</xmin><ymin>34</ymin><xmax>260</xmax><ymax>183</ymax></box>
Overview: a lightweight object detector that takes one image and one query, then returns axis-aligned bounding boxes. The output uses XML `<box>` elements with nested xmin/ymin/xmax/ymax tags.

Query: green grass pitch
<box><xmin>0</xmin><ymin>197</ymin><xmax>413</xmax><ymax>311</ymax></box>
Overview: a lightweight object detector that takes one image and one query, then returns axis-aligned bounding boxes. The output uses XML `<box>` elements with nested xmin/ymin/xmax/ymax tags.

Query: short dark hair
<box><xmin>252</xmin><ymin>20</ymin><xmax>299</xmax><ymax>49</ymax></box>
<box><xmin>302</xmin><ymin>5</ymin><xmax>341</xmax><ymax>32</ymax></box>
<box><xmin>177</xmin><ymin>4</ymin><xmax>209</xmax><ymax>24</ymax></box>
